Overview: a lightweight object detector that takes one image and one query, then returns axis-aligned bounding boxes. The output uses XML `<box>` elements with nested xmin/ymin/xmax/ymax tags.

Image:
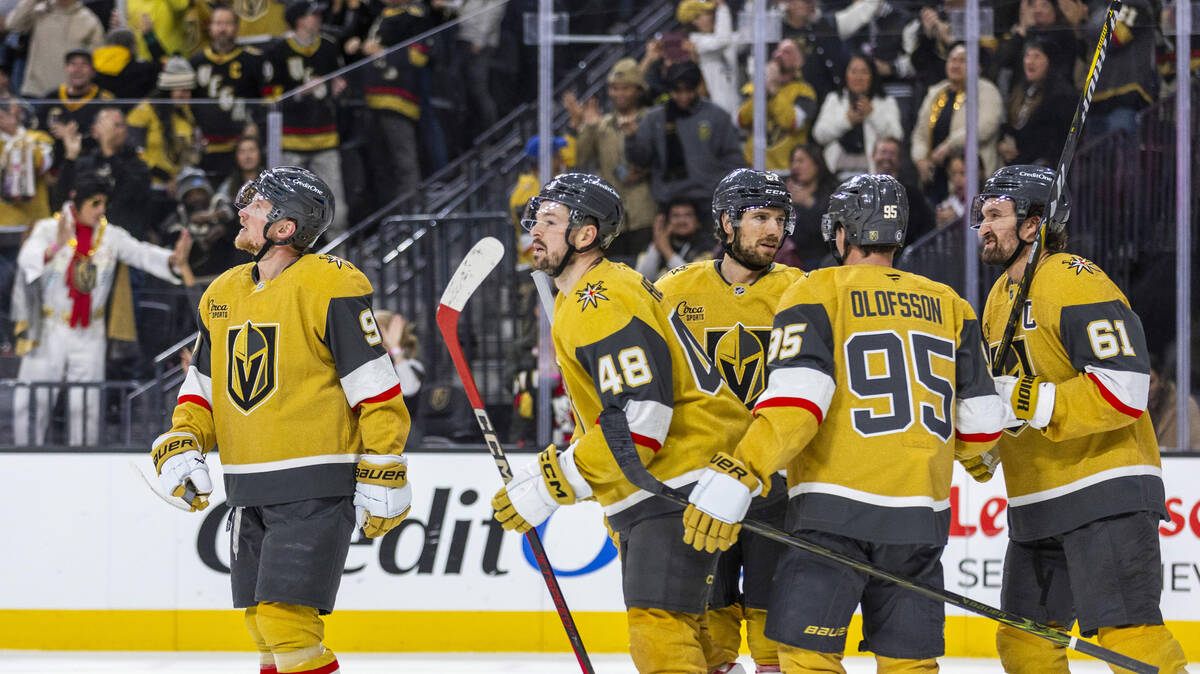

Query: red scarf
<box><xmin>65</xmin><ymin>209</ymin><xmax>94</xmax><ymax>328</ymax></box>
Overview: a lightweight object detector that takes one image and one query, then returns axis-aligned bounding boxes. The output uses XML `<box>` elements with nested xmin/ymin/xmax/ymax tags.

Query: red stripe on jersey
<box><xmin>364</xmin><ymin>86</ymin><xmax>418</xmax><ymax>101</ymax></box>
<box><xmin>282</xmin><ymin>124</ymin><xmax>338</xmax><ymax>135</ymax></box>
<box><xmin>355</xmin><ymin>382</ymin><xmax>403</xmax><ymax>410</ymax></box>
<box><xmin>956</xmin><ymin>430</ymin><xmax>1002</xmax><ymax>442</ymax></box>
<box><xmin>178</xmin><ymin>394</ymin><xmax>212</xmax><ymax>412</ymax></box>
<box><xmin>753</xmin><ymin>397</ymin><xmax>824</xmax><ymax>424</ymax></box>
<box><xmin>1087</xmin><ymin>372</ymin><xmax>1144</xmax><ymax>418</ymax></box>
<box><xmin>260</xmin><ymin>665</ymin><xmax>278</xmax><ymax>674</ymax></box>
<box><xmin>630</xmin><ymin>432</ymin><xmax>662</xmax><ymax>452</ymax></box>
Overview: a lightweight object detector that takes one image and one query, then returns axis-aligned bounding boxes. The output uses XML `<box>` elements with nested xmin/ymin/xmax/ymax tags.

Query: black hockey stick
<box><xmin>436</xmin><ymin>237</ymin><xmax>596</xmax><ymax>674</ymax></box>
<box><xmin>595</xmin><ymin>409</ymin><xmax>1157</xmax><ymax>674</ymax></box>
<box><xmin>992</xmin><ymin>0</ymin><xmax>1122</xmax><ymax>375</ymax></box>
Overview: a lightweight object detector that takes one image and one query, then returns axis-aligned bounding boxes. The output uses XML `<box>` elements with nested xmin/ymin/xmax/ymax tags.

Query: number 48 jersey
<box><xmin>734</xmin><ymin>264</ymin><xmax>1007</xmax><ymax>545</ymax></box>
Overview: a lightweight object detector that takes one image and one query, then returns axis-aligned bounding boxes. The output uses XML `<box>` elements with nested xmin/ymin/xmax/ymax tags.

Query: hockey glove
<box><xmin>960</xmin><ymin>449</ymin><xmax>1000</xmax><ymax>483</ymax></box>
<box><xmin>152</xmin><ymin>432</ymin><xmax>212</xmax><ymax>512</ymax></box>
<box><xmin>683</xmin><ymin>452</ymin><xmax>762</xmax><ymax>553</ymax></box>
<box><xmin>354</xmin><ymin>454</ymin><xmax>412</xmax><ymax>538</ymax></box>
<box><xmin>492</xmin><ymin>443</ymin><xmax>592</xmax><ymax>533</ymax></box>
<box><xmin>995</xmin><ymin>375</ymin><xmax>1055</xmax><ymax>430</ymax></box>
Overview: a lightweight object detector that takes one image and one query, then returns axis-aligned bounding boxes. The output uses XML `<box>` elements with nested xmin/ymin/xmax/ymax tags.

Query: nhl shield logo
<box><xmin>227</xmin><ymin>321</ymin><xmax>279</xmax><ymax>414</ymax></box>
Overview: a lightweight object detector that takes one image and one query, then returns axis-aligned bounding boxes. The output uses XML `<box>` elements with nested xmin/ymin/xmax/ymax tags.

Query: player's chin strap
<box><xmin>721</xmin><ymin>213</ymin><xmax>772</xmax><ymax>272</ymax></box>
<box><xmin>253</xmin><ymin>219</ymin><xmax>303</xmax><ymax>262</ymax></box>
<box><xmin>549</xmin><ymin>225</ymin><xmax>602</xmax><ymax>277</ymax></box>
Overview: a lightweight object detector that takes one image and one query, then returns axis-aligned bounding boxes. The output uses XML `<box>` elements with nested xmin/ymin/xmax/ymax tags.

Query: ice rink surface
<box><xmin>0</xmin><ymin>652</ymin><xmax>1123</xmax><ymax>673</ymax></box>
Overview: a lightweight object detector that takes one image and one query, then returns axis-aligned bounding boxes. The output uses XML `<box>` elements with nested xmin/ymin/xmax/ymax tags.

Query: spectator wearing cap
<box><xmin>160</xmin><ymin>166</ymin><xmax>240</xmax><ymax>283</ymax></box>
<box><xmin>6</xmin><ymin>0</ymin><xmax>104</xmax><ymax>97</ymax></box>
<box><xmin>40</xmin><ymin>49</ymin><xmax>115</xmax><ymax>157</ymax></box>
<box><xmin>564</xmin><ymin>57</ymin><xmax>657</xmax><ymax>260</ymax></box>
<box><xmin>125</xmin><ymin>0</ymin><xmax>188</xmax><ymax>61</ymax></box>
<box><xmin>626</xmin><ymin>60</ymin><xmax>743</xmax><ymax>212</ymax></box>
<box><xmin>679</xmin><ymin>0</ymin><xmax>740</xmax><ymax>116</ymax></box>
<box><xmin>736</xmin><ymin>39</ymin><xmax>818</xmax><ymax>170</ymax></box>
<box><xmin>127</xmin><ymin>56</ymin><xmax>199</xmax><ymax>225</ymax></box>
<box><xmin>11</xmin><ymin>167</ymin><xmax>191</xmax><ymax>446</ymax></box>
<box><xmin>92</xmin><ymin>27</ymin><xmax>162</xmax><ymax>100</ymax></box>
<box><xmin>0</xmin><ymin>97</ymin><xmax>54</xmax><ymax>231</ymax></box>
<box><xmin>508</xmin><ymin>134</ymin><xmax>572</xmax><ymax>269</ymax></box>
<box><xmin>261</xmin><ymin>0</ymin><xmax>348</xmax><ymax>233</ymax></box>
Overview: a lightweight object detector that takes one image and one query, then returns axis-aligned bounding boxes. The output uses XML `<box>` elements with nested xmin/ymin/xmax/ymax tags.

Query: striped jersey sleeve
<box><xmin>168</xmin><ymin>312</ymin><xmax>218</xmax><ymax>452</ymax></box>
<box><xmin>952</xmin><ymin>311</ymin><xmax>1005</xmax><ymax>456</ymax></box>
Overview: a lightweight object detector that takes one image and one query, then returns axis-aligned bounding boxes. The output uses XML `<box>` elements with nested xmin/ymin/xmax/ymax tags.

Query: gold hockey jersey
<box><xmin>734</xmin><ymin>264</ymin><xmax>1006</xmax><ymax>545</ymax></box>
<box><xmin>655</xmin><ymin>260</ymin><xmax>807</xmax><ymax>409</ymax></box>
<box><xmin>983</xmin><ymin>253</ymin><xmax>1164</xmax><ymax>541</ymax></box>
<box><xmin>166</xmin><ymin>254</ymin><xmax>411</xmax><ymax>506</ymax></box>
<box><xmin>553</xmin><ymin>259</ymin><xmax>750</xmax><ymax>529</ymax></box>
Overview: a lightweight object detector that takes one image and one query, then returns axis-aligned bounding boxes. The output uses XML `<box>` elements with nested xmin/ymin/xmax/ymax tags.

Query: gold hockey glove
<box><xmin>152</xmin><ymin>432</ymin><xmax>212</xmax><ymax>511</ymax></box>
<box><xmin>683</xmin><ymin>452</ymin><xmax>761</xmax><ymax>553</ymax></box>
<box><xmin>354</xmin><ymin>454</ymin><xmax>412</xmax><ymax>538</ymax></box>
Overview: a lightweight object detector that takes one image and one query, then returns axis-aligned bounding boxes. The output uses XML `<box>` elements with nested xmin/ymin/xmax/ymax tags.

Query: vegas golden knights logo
<box><xmin>233</xmin><ymin>0</ymin><xmax>269</xmax><ymax>22</ymax></box>
<box><xmin>706</xmin><ymin>323</ymin><xmax>771</xmax><ymax>408</ymax></box>
<box><xmin>227</xmin><ymin>321</ymin><xmax>278</xmax><ymax>414</ymax></box>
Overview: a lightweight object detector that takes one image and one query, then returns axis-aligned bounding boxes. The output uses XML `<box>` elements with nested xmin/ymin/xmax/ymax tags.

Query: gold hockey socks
<box><xmin>777</xmin><ymin>644</ymin><xmax>845</xmax><ymax>673</ymax></box>
<box><xmin>244</xmin><ymin>606</ymin><xmax>276</xmax><ymax>670</ymax></box>
<box><xmin>254</xmin><ymin>602</ymin><xmax>340</xmax><ymax>674</ymax></box>
<box><xmin>745</xmin><ymin>607</ymin><xmax>781</xmax><ymax>668</ymax></box>
<box><xmin>875</xmin><ymin>655</ymin><xmax>938</xmax><ymax>673</ymax></box>
<box><xmin>702</xmin><ymin>603</ymin><xmax>744</xmax><ymax>669</ymax></box>
<box><xmin>1097</xmin><ymin>625</ymin><xmax>1190</xmax><ymax>674</ymax></box>
<box><xmin>996</xmin><ymin>623</ymin><xmax>1068</xmax><ymax>673</ymax></box>
<box><xmin>628</xmin><ymin>606</ymin><xmax>708</xmax><ymax>673</ymax></box>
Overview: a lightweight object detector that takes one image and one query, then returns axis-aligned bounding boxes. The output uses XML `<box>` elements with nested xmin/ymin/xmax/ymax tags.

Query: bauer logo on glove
<box><xmin>151</xmin><ymin>431</ymin><xmax>212</xmax><ymax>512</ymax></box>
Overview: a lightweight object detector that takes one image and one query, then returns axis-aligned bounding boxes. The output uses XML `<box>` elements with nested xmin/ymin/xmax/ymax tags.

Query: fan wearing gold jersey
<box><xmin>490</xmin><ymin>173</ymin><xmax>751</xmax><ymax>674</ymax></box>
<box><xmin>150</xmin><ymin>167</ymin><xmax>412</xmax><ymax>674</ymax></box>
<box><xmin>972</xmin><ymin>165</ymin><xmax>1188</xmax><ymax>673</ymax></box>
<box><xmin>683</xmin><ymin>174</ymin><xmax>1008</xmax><ymax>674</ymax></box>
<box><xmin>656</xmin><ymin>169</ymin><xmax>805</xmax><ymax>674</ymax></box>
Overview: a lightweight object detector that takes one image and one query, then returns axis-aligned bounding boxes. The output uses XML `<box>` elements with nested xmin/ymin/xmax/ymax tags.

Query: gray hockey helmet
<box><xmin>970</xmin><ymin>164</ymin><xmax>1070</xmax><ymax>233</ymax></box>
<box><xmin>821</xmin><ymin>173</ymin><xmax>908</xmax><ymax>251</ymax></box>
<box><xmin>521</xmin><ymin>172</ymin><xmax>624</xmax><ymax>249</ymax></box>
<box><xmin>711</xmin><ymin>168</ymin><xmax>796</xmax><ymax>237</ymax></box>
<box><xmin>235</xmin><ymin>166</ymin><xmax>334</xmax><ymax>251</ymax></box>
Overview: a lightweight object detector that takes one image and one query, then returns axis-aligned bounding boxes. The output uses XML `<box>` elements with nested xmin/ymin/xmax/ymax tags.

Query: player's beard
<box><xmin>531</xmin><ymin>241</ymin><xmax>566</xmax><ymax>275</ymax></box>
<box><xmin>234</xmin><ymin>227</ymin><xmax>263</xmax><ymax>255</ymax></box>
<box><xmin>731</xmin><ymin>230</ymin><xmax>780</xmax><ymax>269</ymax></box>
<box><xmin>979</xmin><ymin>231</ymin><xmax>1017</xmax><ymax>267</ymax></box>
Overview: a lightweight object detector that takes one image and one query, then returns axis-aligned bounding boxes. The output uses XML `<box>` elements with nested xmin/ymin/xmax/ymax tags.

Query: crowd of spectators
<box><xmin>0</xmin><ymin>0</ymin><xmax>1193</xmax><ymax>446</ymax></box>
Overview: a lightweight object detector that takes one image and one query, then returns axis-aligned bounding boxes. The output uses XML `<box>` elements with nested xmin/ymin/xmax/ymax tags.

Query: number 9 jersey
<box><xmin>165</xmin><ymin>254</ymin><xmax>411</xmax><ymax>507</ymax></box>
<box><xmin>734</xmin><ymin>264</ymin><xmax>1007</xmax><ymax>545</ymax></box>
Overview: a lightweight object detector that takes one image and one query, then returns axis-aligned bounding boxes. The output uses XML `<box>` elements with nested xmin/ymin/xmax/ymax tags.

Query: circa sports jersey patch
<box><xmin>576</xmin><ymin>281</ymin><xmax>610</xmax><ymax>310</ymax></box>
<box><xmin>1063</xmin><ymin>256</ymin><xmax>1097</xmax><ymax>275</ymax></box>
<box><xmin>226</xmin><ymin>321</ymin><xmax>279</xmax><ymax>414</ymax></box>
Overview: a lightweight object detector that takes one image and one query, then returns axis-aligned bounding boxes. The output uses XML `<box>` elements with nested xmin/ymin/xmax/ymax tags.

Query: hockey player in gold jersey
<box><xmin>151</xmin><ymin>167</ymin><xmax>412</xmax><ymax>674</ymax></box>
<box><xmin>973</xmin><ymin>165</ymin><xmax>1188</xmax><ymax>673</ymax></box>
<box><xmin>490</xmin><ymin>173</ymin><xmax>751</xmax><ymax>673</ymax></box>
<box><xmin>656</xmin><ymin>169</ymin><xmax>805</xmax><ymax>674</ymax></box>
<box><xmin>683</xmin><ymin>174</ymin><xmax>1008</xmax><ymax>673</ymax></box>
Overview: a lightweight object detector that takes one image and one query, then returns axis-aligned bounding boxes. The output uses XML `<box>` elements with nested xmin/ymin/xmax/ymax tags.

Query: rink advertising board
<box><xmin>0</xmin><ymin>452</ymin><xmax>1197</xmax><ymax>657</ymax></box>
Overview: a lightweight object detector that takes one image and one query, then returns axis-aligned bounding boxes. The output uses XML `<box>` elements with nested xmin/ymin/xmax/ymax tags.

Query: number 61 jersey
<box><xmin>734</xmin><ymin>264</ymin><xmax>1007</xmax><ymax>545</ymax></box>
<box><xmin>166</xmin><ymin>254</ymin><xmax>411</xmax><ymax>507</ymax></box>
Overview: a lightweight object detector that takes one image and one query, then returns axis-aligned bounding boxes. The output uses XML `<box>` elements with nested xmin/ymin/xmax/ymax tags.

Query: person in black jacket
<box><xmin>998</xmin><ymin>40</ymin><xmax>1074</xmax><ymax>167</ymax></box>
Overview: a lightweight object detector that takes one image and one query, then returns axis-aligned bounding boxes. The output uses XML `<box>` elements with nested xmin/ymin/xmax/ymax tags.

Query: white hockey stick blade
<box><xmin>532</xmin><ymin>270</ymin><xmax>555</xmax><ymax>319</ymax></box>
<box><xmin>129</xmin><ymin>460</ymin><xmax>192</xmax><ymax>512</ymax></box>
<box><xmin>439</xmin><ymin>237</ymin><xmax>505</xmax><ymax>311</ymax></box>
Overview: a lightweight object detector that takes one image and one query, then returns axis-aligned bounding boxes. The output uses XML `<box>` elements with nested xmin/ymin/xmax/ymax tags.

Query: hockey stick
<box><xmin>991</xmin><ymin>0</ymin><xmax>1122</xmax><ymax>375</ymax></box>
<box><xmin>435</xmin><ymin>237</ymin><xmax>596</xmax><ymax>674</ymax></box>
<box><xmin>532</xmin><ymin>270</ymin><xmax>556</xmax><ymax>318</ymax></box>
<box><xmin>130</xmin><ymin>459</ymin><xmax>201</xmax><ymax>512</ymax></box>
<box><xmin>595</xmin><ymin>410</ymin><xmax>1156</xmax><ymax>674</ymax></box>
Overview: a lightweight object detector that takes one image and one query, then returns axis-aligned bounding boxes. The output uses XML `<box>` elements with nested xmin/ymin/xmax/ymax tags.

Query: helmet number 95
<box><xmin>883</xmin><ymin>204</ymin><xmax>899</xmax><ymax>219</ymax></box>
<box><xmin>359</xmin><ymin>310</ymin><xmax>382</xmax><ymax>346</ymax></box>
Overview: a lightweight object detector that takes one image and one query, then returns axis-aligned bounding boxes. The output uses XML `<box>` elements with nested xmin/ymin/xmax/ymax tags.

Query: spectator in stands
<box><xmin>53</xmin><ymin>106</ymin><xmax>153</xmax><ymax>237</ymax></box>
<box><xmin>125</xmin><ymin>0</ymin><xmax>188</xmax><ymax>61</ymax></box>
<box><xmin>1148</xmin><ymin>351</ymin><xmax>1200</xmax><ymax>451</ymax></box>
<box><xmin>998</xmin><ymin>40</ymin><xmax>1073</xmax><ymax>167</ymax></box>
<box><xmin>934</xmin><ymin>153</ymin><xmax>967</xmax><ymax>229</ymax></box>
<box><xmin>634</xmin><ymin>197</ymin><xmax>716</xmax><ymax>279</ymax></box>
<box><xmin>992</xmin><ymin>0</ymin><xmax>1080</xmax><ymax>92</ymax></box>
<box><xmin>216</xmin><ymin>136</ymin><xmax>264</xmax><ymax>204</ymax></box>
<box><xmin>737</xmin><ymin>39</ymin><xmax>819</xmax><ymax>170</ymax></box>
<box><xmin>812</xmin><ymin>53</ymin><xmax>904</xmax><ymax>179</ymax></box>
<box><xmin>782</xmin><ymin>142</ymin><xmax>836</xmax><ymax>269</ymax></box>
<box><xmin>0</xmin><ymin>56</ymin><xmax>13</xmax><ymax>99</ymax></box>
<box><xmin>1083</xmin><ymin>0</ymin><xmax>1159</xmax><ymax>137</ymax></box>
<box><xmin>911</xmin><ymin>42</ymin><xmax>1001</xmax><ymax>202</ymax></box>
<box><xmin>873</xmin><ymin>135</ymin><xmax>936</xmax><ymax>240</ymax></box>
<box><xmin>361</xmin><ymin>0</ymin><xmax>427</xmax><ymax>207</ymax></box>
<box><xmin>190</xmin><ymin>5</ymin><xmax>266</xmax><ymax>178</ymax></box>
<box><xmin>376</xmin><ymin>308</ymin><xmax>424</xmax><ymax>407</ymax></box>
<box><xmin>39</xmin><ymin>49</ymin><xmax>114</xmax><ymax>145</ymax></box>
<box><xmin>127</xmin><ymin>56</ymin><xmax>199</xmax><ymax>226</ymax></box>
<box><xmin>263</xmin><ymin>1</ymin><xmax>347</xmax><ymax>232</ymax></box>
<box><xmin>446</xmin><ymin>0</ymin><xmax>504</xmax><ymax>137</ymax></box>
<box><xmin>509</xmin><ymin>134</ymin><xmax>570</xmax><ymax>269</ymax></box>
<box><xmin>680</xmin><ymin>0</ymin><xmax>740</xmax><ymax>116</ymax></box>
<box><xmin>778</xmin><ymin>0</ymin><xmax>847</xmax><ymax>102</ymax></box>
<box><xmin>834</xmin><ymin>0</ymin><xmax>913</xmax><ymax>84</ymax></box>
<box><xmin>91</xmin><ymin>27</ymin><xmax>160</xmax><ymax>100</ymax></box>
<box><xmin>6</xmin><ymin>0</ymin><xmax>104</xmax><ymax>98</ymax></box>
<box><xmin>900</xmin><ymin>2</ymin><xmax>959</xmax><ymax>91</ymax></box>
<box><xmin>0</xmin><ymin>98</ymin><xmax>53</xmax><ymax>231</ymax></box>
<box><xmin>565</xmin><ymin>58</ymin><xmax>657</xmax><ymax>261</ymax></box>
<box><xmin>628</xmin><ymin>60</ymin><xmax>743</xmax><ymax>210</ymax></box>
<box><xmin>11</xmin><ymin>168</ymin><xmax>190</xmax><ymax>446</ymax></box>
<box><xmin>639</xmin><ymin>30</ymin><xmax>695</xmax><ymax>105</ymax></box>
<box><xmin>159</xmin><ymin>166</ymin><xmax>240</xmax><ymax>283</ymax></box>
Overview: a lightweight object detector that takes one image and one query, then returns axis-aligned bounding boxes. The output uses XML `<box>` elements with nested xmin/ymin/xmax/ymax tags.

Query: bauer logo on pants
<box><xmin>226</xmin><ymin>321</ymin><xmax>279</xmax><ymax>414</ymax></box>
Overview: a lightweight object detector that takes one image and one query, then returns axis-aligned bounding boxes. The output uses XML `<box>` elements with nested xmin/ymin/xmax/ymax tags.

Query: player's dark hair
<box><xmin>210</xmin><ymin>3</ymin><xmax>240</xmax><ymax>24</ymax></box>
<box><xmin>857</xmin><ymin>243</ymin><xmax>901</xmax><ymax>257</ymax></box>
<box><xmin>1024</xmin><ymin>204</ymin><xmax>1069</xmax><ymax>253</ymax></box>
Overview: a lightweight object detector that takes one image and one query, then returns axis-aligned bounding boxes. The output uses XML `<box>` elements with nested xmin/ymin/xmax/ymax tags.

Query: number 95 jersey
<box><xmin>167</xmin><ymin>254</ymin><xmax>411</xmax><ymax>507</ymax></box>
<box><xmin>736</xmin><ymin>264</ymin><xmax>1006</xmax><ymax>545</ymax></box>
